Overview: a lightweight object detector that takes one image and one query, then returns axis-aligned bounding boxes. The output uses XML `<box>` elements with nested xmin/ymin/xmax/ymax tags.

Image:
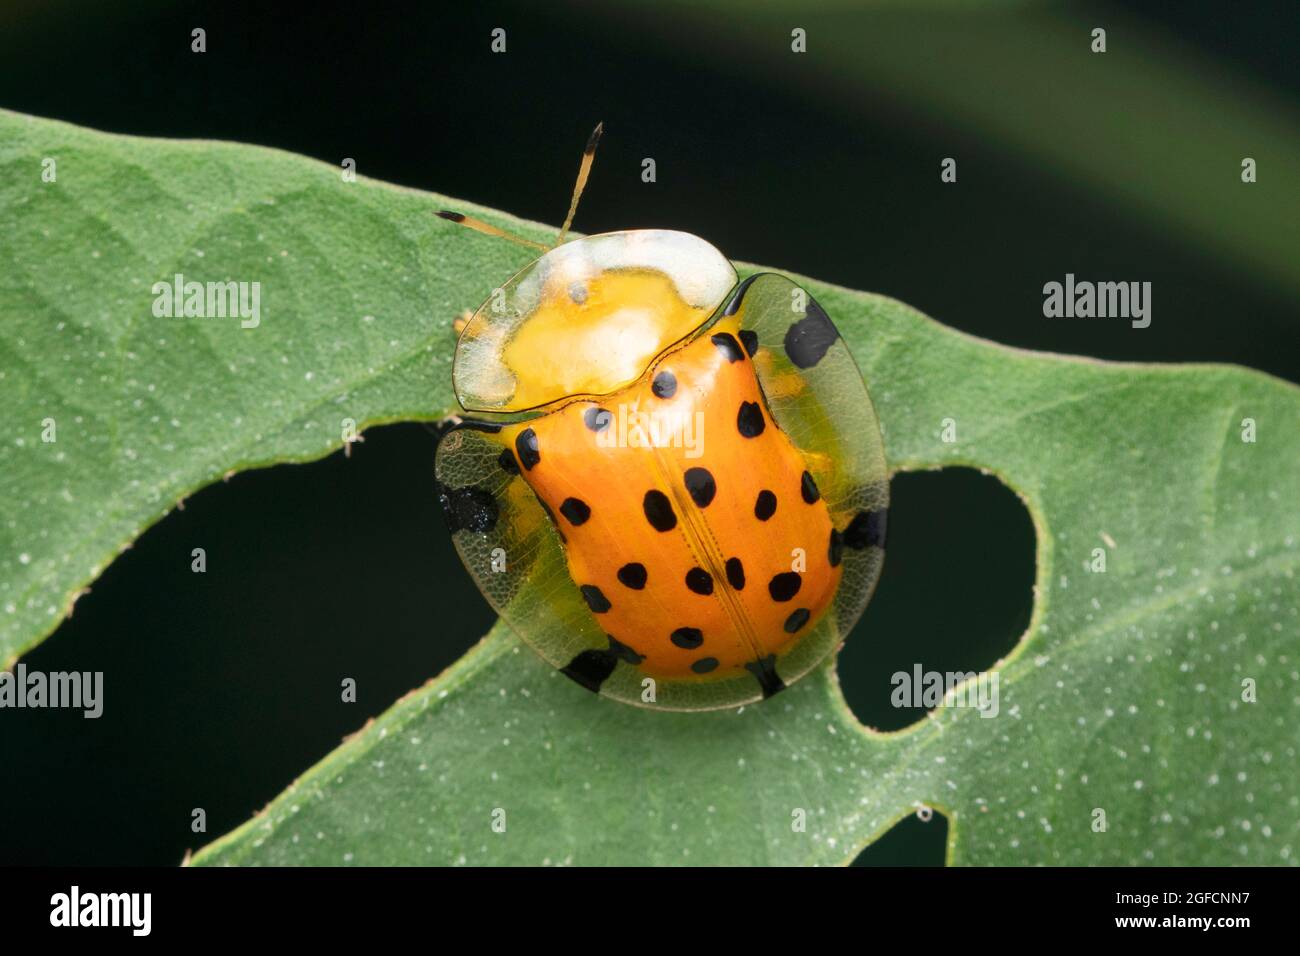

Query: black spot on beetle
<box><xmin>768</xmin><ymin>572</ymin><xmax>802</xmax><ymax>602</ymax></box>
<box><xmin>652</xmin><ymin>370</ymin><xmax>677</xmax><ymax>398</ymax></box>
<box><xmin>580</xmin><ymin>584</ymin><xmax>612</xmax><ymax>613</ymax></box>
<box><xmin>722</xmin><ymin>274</ymin><xmax>762</xmax><ymax>316</ymax></box>
<box><xmin>436</xmin><ymin>482</ymin><xmax>499</xmax><ymax>534</ymax></box>
<box><xmin>711</xmin><ymin>332</ymin><xmax>745</xmax><ymax>363</ymax></box>
<box><xmin>829</xmin><ymin>528</ymin><xmax>844</xmax><ymax>567</ymax></box>
<box><xmin>559</xmin><ymin>497</ymin><xmax>591</xmax><ymax>526</ymax></box>
<box><xmin>754</xmin><ymin>489</ymin><xmax>777</xmax><ymax>521</ymax></box>
<box><xmin>725</xmin><ymin>557</ymin><xmax>746</xmax><ymax>590</ymax></box>
<box><xmin>784</xmin><ymin>297</ymin><xmax>839</xmax><ymax>369</ymax></box>
<box><xmin>671</xmin><ymin>626</ymin><xmax>703</xmax><ymax>649</ymax></box>
<box><xmin>560</xmin><ymin>635</ymin><xmax>643</xmax><ymax>692</ymax></box>
<box><xmin>745</xmin><ymin>654</ymin><xmax>786</xmax><ymax>698</ymax></box>
<box><xmin>560</xmin><ymin>650</ymin><xmax>616</xmax><ymax>692</ymax></box>
<box><xmin>643</xmin><ymin>489</ymin><xmax>677</xmax><ymax>531</ymax></box>
<box><xmin>800</xmin><ymin>470</ymin><xmax>821</xmax><ymax>504</ymax></box>
<box><xmin>583</xmin><ymin>406</ymin><xmax>611</xmax><ymax>432</ymax></box>
<box><xmin>685</xmin><ymin>567</ymin><xmax>714</xmax><ymax>595</ymax></box>
<box><xmin>783</xmin><ymin>608</ymin><xmax>811</xmax><ymax>633</ymax></box>
<box><xmin>515</xmin><ymin>428</ymin><xmax>540</xmax><ymax>470</ymax></box>
<box><xmin>691</xmin><ymin>657</ymin><xmax>720</xmax><ymax>674</ymax></box>
<box><xmin>739</xmin><ymin>329</ymin><xmax>759</xmax><ymax>357</ymax></box>
<box><xmin>737</xmin><ymin>401</ymin><xmax>765</xmax><ymax>438</ymax></box>
<box><xmin>617</xmin><ymin>563</ymin><xmax>648</xmax><ymax>589</ymax></box>
<box><xmin>684</xmin><ymin>467</ymin><xmax>717</xmax><ymax>508</ymax></box>
<box><xmin>844</xmin><ymin>508</ymin><xmax>889</xmax><ymax>550</ymax></box>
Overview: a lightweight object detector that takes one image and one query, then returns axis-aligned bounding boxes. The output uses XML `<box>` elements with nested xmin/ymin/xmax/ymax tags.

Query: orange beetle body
<box><xmin>435</xmin><ymin>228</ymin><xmax>888</xmax><ymax>711</ymax></box>
<box><xmin>497</xmin><ymin>312</ymin><xmax>842</xmax><ymax>694</ymax></box>
<box><xmin>434</xmin><ymin>132</ymin><xmax>885</xmax><ymax>711</ymax></box>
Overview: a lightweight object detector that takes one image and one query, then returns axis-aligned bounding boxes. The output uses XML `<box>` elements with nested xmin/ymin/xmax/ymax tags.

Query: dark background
<box><xmin>0</xmin><ymin>0</ymin><xmax>1294</xmax><ymax>866</ymax></box>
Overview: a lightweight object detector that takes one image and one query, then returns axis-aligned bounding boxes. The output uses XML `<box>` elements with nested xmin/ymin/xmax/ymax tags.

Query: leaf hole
<box><xmin>837</xmin><ymin>467</ymin><xmax>1035</xmax><ymax>733</ymax></box>
<box><xmin>5</xmin><ymin>423</ymin><xmax>491</xmax><ymax>864</ymax></box>
<box><xmin>851</xmin><ymin>809</ymin><xmax>949</xmax><ymax>866</ymax></box>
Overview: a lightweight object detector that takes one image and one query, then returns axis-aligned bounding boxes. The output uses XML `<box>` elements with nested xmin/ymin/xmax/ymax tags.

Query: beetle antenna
<box><xmin>435</xmin><ymin>210</ymin><xmax>549</xmax><ymax>251</ymax></box>
<box><xmin>556</xmin><ymin>122</ymin><xmax>603</xmax><ymax>247</ymax></box>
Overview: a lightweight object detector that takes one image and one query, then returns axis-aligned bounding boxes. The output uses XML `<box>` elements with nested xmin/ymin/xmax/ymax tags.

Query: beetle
<box><xmin>434</xmin><ymin>125</ymin><xmax>887</xmax><ymax>711</ymax></box>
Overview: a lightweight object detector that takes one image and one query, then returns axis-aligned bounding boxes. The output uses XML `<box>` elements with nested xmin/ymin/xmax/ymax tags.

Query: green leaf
<box><xmin>3</xmin><ymin>110</ymin><xmax>1296</xmax><ymax>866</ymax></box>
<box><xmin>0</xmin><ymin>108</ymin><xmax>535</xmax><ymax>666</ymax></box>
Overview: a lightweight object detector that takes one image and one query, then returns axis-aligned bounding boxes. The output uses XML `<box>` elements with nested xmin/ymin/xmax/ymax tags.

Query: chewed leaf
<box><xmin>1</xmin><ymin>110</ymin><xmax>1296</xmax><ymax>866</ymax></box>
